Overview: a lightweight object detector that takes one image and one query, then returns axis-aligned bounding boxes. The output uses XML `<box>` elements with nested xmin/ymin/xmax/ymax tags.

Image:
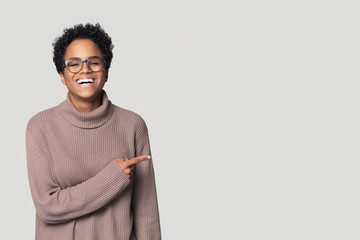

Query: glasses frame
<box><xmin>62</xmin><ymin>56</ymin><xmax>107</xmax><ymax>74</ymax></box>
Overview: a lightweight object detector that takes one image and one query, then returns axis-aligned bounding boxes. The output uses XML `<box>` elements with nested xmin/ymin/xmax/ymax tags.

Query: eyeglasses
<box><xmin>62</xmin><ymin>56</ymin><xmax>106</xmax><ymax>73</ymax></box>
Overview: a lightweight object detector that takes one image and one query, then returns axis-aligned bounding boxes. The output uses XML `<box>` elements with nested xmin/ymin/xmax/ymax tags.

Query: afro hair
<box><xmin>53</xmin><ymin>23</ymin><xmax>114</xmax><ymax>73</ymax></box>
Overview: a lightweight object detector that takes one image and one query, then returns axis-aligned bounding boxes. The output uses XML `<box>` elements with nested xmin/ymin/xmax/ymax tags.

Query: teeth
<box><xmin>77</xmin><ymin>79</ymin><xmax>94</xmax><ymax>84</ymax></box>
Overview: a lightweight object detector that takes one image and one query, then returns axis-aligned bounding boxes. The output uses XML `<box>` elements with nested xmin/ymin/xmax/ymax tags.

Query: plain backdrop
<box><xmin>0</xmin><ymin>0</ymin><xmax>359</xmax><ymax>239</ymax></box>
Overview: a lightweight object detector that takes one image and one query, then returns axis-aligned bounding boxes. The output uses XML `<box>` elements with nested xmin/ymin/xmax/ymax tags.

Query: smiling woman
<box><xmin>25</xmin><ymin>23</ymin><xmax>161</xmax><ymax>240</ymax></box>
<box><xmin>60</xmin><ymin>38</ymin><xmax>108</xmax><ymax>113</ymax></box>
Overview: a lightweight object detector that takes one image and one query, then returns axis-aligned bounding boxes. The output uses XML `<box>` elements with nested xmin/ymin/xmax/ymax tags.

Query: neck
<box><xmin>69</xmin><ymin>91</ymin><xmax>103</xmax><ymax>113</ymax></box>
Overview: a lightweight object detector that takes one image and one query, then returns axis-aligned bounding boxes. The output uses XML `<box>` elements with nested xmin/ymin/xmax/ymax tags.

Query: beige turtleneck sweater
<box><xmin>25</xmin><ymin>90</ymin><xmax>161</xmax><ymax>240</ymax></box>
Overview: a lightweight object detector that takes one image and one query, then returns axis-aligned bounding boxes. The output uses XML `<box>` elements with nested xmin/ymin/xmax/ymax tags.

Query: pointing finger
<box><xmin>127</xmin><ymin>155</ymin><xmax>151</xmax><ymax>166</ymax></box>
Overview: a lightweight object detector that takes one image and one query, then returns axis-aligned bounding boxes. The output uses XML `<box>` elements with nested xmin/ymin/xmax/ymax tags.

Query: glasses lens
<box><xmin>88</xmin><ymin>57</ymin><xmax>103</xmax><ymax>72</ymax></box>
<box><xmin>66</xmin><ymin>59</ymin><xmax>82</xmax><ymax>73</ymax></box>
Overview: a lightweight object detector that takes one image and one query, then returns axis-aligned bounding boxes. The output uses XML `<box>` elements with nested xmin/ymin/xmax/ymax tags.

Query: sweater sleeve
<box><xmin>132</xmin><ymin>119</ymin><xmax>161</xmax><ymax>240</ymax></box>
<box><xmin>26</xmin><ymin>129</ymin><xmax>131</xmax><ymax>224</ymax></box>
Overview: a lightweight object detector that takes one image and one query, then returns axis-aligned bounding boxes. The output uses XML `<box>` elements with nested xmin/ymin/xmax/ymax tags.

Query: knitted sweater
<box><xmin>25</xmin><ymin>90</ymin><xmax>161</xmax><ymax>240</ymax></box>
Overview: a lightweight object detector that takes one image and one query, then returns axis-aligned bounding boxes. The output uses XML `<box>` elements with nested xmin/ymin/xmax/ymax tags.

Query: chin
<box><xmin>70</xmin><ymin>89</ymin><xmax>100</xmax><ymax>99</ymax></box>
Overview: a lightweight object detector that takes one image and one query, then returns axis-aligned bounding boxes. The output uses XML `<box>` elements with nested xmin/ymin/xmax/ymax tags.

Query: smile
<box><xmin>76</xmin><ymin>78</ymin><xmax>95</xmax><ymax>87</ymax></box>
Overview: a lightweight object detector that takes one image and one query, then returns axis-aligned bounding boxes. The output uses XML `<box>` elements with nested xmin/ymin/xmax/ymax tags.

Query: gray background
<box><xmin>0</xmin><ymin>0</ymin><xmax>359</xmax><ymax>239</ymax></box>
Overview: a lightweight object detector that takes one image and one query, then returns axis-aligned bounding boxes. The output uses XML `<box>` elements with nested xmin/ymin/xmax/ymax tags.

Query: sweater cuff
<box><xmin>103</xmin><ymin>160</ymin><xmax>131</xmax><ymax>188</ymax></box>
<box><xmin>85</xmin><ymin>159</ymin><xmax>132</xmax><ymax>204</ymax></box>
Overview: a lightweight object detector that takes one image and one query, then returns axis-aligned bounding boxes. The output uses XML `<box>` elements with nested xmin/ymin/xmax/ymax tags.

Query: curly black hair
<box><xmin>53</xmin><ymin>23</ymin><xmax>114</xmax><ymax>73</ymax></box>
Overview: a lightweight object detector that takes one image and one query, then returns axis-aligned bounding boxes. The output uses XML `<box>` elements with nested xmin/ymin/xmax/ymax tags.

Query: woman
<box><xmin>26</xmin><ymin>23</ymin><xmax>161</xmax><ymax>240</ymax></box>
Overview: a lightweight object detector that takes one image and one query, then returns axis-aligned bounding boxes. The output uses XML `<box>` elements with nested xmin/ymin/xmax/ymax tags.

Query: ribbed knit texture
<box><xmin>25</xmin><ymin>90</ymin><xmax>161</xmax><ymax>240</ymax></box>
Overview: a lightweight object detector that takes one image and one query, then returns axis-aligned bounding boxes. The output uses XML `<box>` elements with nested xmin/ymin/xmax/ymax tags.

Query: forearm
<box><xmin>26</xmin><ymin>131</ymin><xmax>131</xmax><ymax>224</ymax></box>
<box><xmin>36</xmin><ymin>161</ymin><xmax>129</xmax><ymax>224</ymax></box>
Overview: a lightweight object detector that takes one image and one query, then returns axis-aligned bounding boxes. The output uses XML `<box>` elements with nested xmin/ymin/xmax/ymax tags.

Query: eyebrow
<box><xmin>67</xmin><ymin>56</ymin><xmax>102</xmax><ymax>60</ymax></box>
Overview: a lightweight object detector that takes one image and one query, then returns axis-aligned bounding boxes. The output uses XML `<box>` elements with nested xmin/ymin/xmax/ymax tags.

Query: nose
<box><xmin>79</xmin><ymin>60</ymin><xmax>92</xmax><ymax>73</ymax></box>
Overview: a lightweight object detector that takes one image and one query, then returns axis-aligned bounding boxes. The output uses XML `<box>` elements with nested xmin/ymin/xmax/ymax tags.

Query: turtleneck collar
<box><xmin>58</xmin><ymin>89</ymin><xmax>115</xmax><ymax>129</ymax></box>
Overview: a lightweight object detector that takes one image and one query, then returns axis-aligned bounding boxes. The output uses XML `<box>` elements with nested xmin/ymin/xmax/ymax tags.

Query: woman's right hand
<box><xmin>115</xmin><ymin>155</ymin><xmax>151</xmax><ymax>179</ymax></box>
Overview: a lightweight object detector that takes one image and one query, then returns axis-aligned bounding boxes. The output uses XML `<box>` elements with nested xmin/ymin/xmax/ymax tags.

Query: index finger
<box><xmin>127</xmin><ymin>155</ymin><xmax>151</xmax><ymax>166</ymax></box>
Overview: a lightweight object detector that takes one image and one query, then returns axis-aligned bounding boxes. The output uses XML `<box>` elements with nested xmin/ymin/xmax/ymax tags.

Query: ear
<box><xmin>60</xmin><ymin>73</ymin><xmax>66</xmax><ymax>85</ymax></box>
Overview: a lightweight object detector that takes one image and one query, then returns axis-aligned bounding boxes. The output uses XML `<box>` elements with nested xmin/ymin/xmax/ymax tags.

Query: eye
<box><xmin>67</xmin><ymin>59</ymin><xmax>81</xmax><ymax>67</ymax></box>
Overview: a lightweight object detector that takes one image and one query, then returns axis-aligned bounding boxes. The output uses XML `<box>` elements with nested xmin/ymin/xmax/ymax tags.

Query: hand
<box><xmin>115</xmin><ymin>155</ymin><xmax>151</xmax><ymax>179</ymax></box>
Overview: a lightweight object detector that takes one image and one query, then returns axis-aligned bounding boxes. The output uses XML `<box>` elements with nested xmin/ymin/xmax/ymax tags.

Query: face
<box><xmin>60</xmin><ymin>39</ymin><xmax>108</xmax><ymax>103</ymax></box>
